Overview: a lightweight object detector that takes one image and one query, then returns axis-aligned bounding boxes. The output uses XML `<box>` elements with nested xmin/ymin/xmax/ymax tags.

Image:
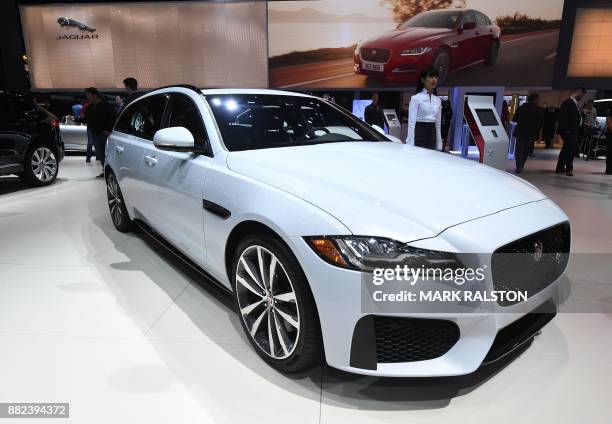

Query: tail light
<box><xmin>51</xmin><ymin>119</ymin><xmax>60</xmax><ymax>129</ymax></box>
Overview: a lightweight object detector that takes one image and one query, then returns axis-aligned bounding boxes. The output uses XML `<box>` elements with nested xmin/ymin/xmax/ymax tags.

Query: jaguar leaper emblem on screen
<box><xmin>56</xmin><ymin>17</ymin><xmax>99</xmax><ymax>39</ymax></box>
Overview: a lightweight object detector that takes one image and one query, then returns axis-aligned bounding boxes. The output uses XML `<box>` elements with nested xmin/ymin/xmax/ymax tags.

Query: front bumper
<box><xmin>353</xmin><ymin>51</ymin><xmax>434</xmax><ymax>81</ymax></box>
<box><xmin>288</xmin><ymin>199</ymin><xmax>569</xmax><ymax>377</ymax></box>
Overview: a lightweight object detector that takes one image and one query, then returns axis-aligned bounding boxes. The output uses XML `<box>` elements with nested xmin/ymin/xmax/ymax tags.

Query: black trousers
<box><xmin>543</xmin><ymin>132</ymin><xmax>554</xmax><ymax>148</ymax></box>
<box><xmin>556</xmin><ymin>131</ymin><xmax>577</xmax><ymax>172</ymax></box>
<box><xmin>515</xmin><ymin>136</ymin><xmax>532</xmax><ymax>170</ymax></box>
<box><xmin>93</xmin><ymin>131</ymin><xmax>107</xmax><ymax>166</ymax></box>
<box><xmin>415</xmin><ymin>122</ymin><xmax>436</xmax><ymax>149</ymax></box>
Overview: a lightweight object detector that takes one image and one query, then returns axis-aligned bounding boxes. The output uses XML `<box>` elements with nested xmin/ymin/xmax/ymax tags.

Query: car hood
<box><xmin>361</xmin><ymin>27</ymin><xmax>452</xmax><ymax>48</ymax></box>
<box><xmin>226</xmin><ymin>142</ymin><xmax>547</xmax><ymax>242</ymax></box>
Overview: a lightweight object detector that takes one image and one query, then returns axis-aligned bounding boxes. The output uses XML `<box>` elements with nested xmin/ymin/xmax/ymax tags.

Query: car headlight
<box><xmin>305</xmin><ymin>236</ymin><xmax>461</xmax><ymax>272</ymax></box>
<box><xmin>354</xmin><ymin>41</ymin><xmax>362</xmax><ymax>56</ymax></box>
<box><xmin>399</xmin><ymin>47</ymin><xmax>432</xmax><ymax>56</ymax></box>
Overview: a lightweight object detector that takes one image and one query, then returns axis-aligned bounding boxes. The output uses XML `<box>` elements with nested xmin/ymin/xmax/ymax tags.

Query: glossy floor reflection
<box><xmin>0</xmin><ymin>151</ymin><xmax>610</xmax><ymax>423</ymax></box>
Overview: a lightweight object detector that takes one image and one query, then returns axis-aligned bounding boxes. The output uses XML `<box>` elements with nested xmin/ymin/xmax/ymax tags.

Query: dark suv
<box><xmin>0</xmin><ymin>91</ymin><xmax>64</xmax><ymax>186</ymax></box>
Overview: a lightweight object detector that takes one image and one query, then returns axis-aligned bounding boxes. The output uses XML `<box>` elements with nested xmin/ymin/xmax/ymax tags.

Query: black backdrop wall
<box><xmin>0</xmin><ymin>0</ymin><xmax>28</xmax><ymax>92</ymax></box>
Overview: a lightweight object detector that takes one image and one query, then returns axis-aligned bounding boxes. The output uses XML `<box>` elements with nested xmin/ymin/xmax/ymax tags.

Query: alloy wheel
<box><xmin>433</xmin><ymin>52</ymin><xmax>449</xmax><ymax>84</ymax></box>
<box><xmin>106</xmin><ymin>173</ymin><xmax>123</xmax><ymax>227</ymax></box>
<box><xmin>31</xmin><ymin>147</ymin><xmax>57</xmax><ymax>182</ymax></box>
<box><xmin>235</xmin><ymin>245</ymin><xmax>300</xmax><ymax>359</ymax></box>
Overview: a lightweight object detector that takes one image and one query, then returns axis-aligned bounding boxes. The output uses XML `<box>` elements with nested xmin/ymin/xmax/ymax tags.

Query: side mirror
<box><xmin>371</xmin><ymin>124</ymin><xmax>386</xmax><ymax>135</ymax></box>
<box><xmin>153</xmin><ymin>127</ymin><xmax>196</xmax><ymax>152</ymax></box>
<box><xmin>462</xmin><ymin>21</ymin><xmax>476</xmax><ymax>31</ymax></box>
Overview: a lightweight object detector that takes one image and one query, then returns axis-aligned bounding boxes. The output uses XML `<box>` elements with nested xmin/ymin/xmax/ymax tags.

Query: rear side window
<box><xmin>165</xmin><ymin>94</ymin><xmax>208</xmax><ymax>149</ymax></box>
<box><xmin>115</xmin><ymin>94</ymin><xmax>168</xmax><ymax>140</ymax></box>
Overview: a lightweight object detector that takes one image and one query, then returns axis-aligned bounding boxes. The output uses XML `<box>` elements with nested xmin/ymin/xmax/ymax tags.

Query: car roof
<box><xmin>143</xmin><ymin>86</ymin><xmax>316</xmax><ymax>99</ymax></box>
<box><xmin>201</xmin><ymin>88</ymin><xmax>314</xmax><ymax>98</ymax></box>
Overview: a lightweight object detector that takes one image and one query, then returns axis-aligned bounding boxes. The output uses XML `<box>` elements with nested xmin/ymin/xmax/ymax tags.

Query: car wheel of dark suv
<box><xmin>21</xmin><ymin>145</ymin><xmax>58</xmax><ymax>187</ymax></box>
<box><xmin>432</xmin><ymin>50</ymin><xmax>450</xmax><ymax>84</ymax></box>
<box><xmin>106</xmin><ymin>171</ymin><xmax>134</xmax><ymax>232</ymax></box>
<box><xmin>232</xmin><ymin>233</ymin><xmax>322</xmax><ymax>373</ymax></box>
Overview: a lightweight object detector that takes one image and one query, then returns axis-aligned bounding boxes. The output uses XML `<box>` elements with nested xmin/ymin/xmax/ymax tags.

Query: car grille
<box><xmin>374</xmin><ymin>316</ymin><xmax>460</xmax><ymax>363</ymax></box>
<box><xmin>492</xmin><ymin>223</ymin><xmax>570</xmax><ymax>307</ymax></box>
<box><xmin>360</xmin><ymin>48</ymin><xmax>391</xmax><ymax>63</ymax></box>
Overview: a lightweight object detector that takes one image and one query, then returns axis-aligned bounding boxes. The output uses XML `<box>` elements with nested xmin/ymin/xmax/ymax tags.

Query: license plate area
<box><xmin>362</xmin><ymin>61</ymin><xmax>384</xmax><ymax>72</ymax></box>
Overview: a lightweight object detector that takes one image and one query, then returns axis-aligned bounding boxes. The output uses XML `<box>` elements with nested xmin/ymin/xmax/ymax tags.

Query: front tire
<box><xmin>431</xmin><ymin>50</ymin><xmax>450</xmax><ymax>84</ymax></box>
<box><xmin>106</xmin><ymin>171</ymin><xmax>134</xmax><ymax>232</ymax></box>
<box><xmin>486</xmin><ymin>41</ymin><xmax>500</xmax><ymax>66</ymax></box>
<box><xmin>21</xmin><ymin>145</ymin><xmax>58</xmax><ymax>187</ymax></box>
<box><xmin>232</xmin><ymin>234</ymin><xmax>322</xmax><ymax>373</ymax></box>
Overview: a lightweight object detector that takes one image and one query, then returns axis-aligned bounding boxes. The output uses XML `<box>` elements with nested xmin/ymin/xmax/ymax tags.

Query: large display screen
<box><xmin>567</xmin><ymin>8</ymin><xmax>612</xmax><ymax>78</ymax></box>
<box><xmin>268</xmin><ymin>0</ymin><xmax>564</xmax><ymax>89</ymax></box>
<box><xmin>475</xmin><ymin>108</ymin><xmax>499</xmax><ymax>126</ymax></box>
<box><xmin>20</xmin><ymin>2</ymin><xmax>268</xmax><ymax>90</ymax></box>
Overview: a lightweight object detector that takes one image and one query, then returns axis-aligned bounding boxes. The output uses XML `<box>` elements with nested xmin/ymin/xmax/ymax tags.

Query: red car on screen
<box><xmin>354</xmin><ymin>9</ymin><xmax>501</xmax><ymax>84</ymax></box>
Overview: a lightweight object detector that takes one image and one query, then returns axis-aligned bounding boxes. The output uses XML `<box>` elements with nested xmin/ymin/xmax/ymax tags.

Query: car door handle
<box><xmin>144</xmin><ymin>155</ymin><xmax>157</xmax><ymax>167</ymax></box>
<box><xmin>115</xmin><ymin>146</ymin><xmax>124</xmax><ymax>155</ymax></box>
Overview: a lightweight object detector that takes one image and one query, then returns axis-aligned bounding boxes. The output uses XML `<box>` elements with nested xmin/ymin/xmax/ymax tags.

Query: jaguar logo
<box><xmin>372</xmin><ymin>50</ymin><xmax>377</xmax><ymax>55</ymax></box>
<box><xmin>533</xmin><ymin>240</ymin><xmax>544</xmax><ymax>262</ymax></box>
<box><xmin>56</xmin><ymin>17</ymin><xmax>99</xmax><ymax>39</ymax></box>
<box><xmin>57</xmin><ymin>17</ymin><xmax>96</xmax><ymax>32</ymax></box>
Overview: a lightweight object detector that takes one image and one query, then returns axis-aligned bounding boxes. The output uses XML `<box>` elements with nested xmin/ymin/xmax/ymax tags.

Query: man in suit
<box><xmin>513</xmin><ymin>93</ymin><xmax>543</xmax><ymax>173</ymax></box>
<box><xmin>84</xmin><ymin>87</ymin><xmax>116</xmax><ymax>178</ymax></box>
<box><xmin>556</xmin><ymin>87</ymin><xmax>586</xmax><ymax>176</ymax></box>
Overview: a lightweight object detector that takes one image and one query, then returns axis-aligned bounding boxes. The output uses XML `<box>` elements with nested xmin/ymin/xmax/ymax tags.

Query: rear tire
<box><xmin>21</xmin><ymin>145</ymin><xmax>58</xmax><ymax>187</ymax></box>
<box><xmin>232</xmin><ymin>233</ymin><xmax>322</xmax><ymax>373</ymax></box>
<box><xmin>106</xmin><ymin>171</ymin><xmax>134</xmax><ymax>232</ymax></box>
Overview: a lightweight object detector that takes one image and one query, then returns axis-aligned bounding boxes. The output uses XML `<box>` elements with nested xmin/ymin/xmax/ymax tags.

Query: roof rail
<box><xmin>153</xmin><ymin>84</ymin><xmax>201</xmax><ymax>93</ymax></box>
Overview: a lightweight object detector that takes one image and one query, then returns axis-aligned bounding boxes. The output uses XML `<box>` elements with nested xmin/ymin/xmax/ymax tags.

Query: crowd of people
<box><xmin>365</xmin><ymin>78</ymin><xmax>611</xmax><ymax>177</ymax></box>
<box><xmin>71</xmin><ymin>78</ymin><xmax>140</xmax><ymax>178</ymax></box>
<box><xmin>512</xmin><ymin>87</ymin><xmax>611</xmax><ymax>176</ymax></box>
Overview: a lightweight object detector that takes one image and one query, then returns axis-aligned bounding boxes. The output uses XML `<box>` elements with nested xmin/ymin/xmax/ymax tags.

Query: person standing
<box><xmin>501</xmin><ymin>99</ymin><xmax>510</xmax><ymax>136</ymax></box>
<box><xmin>84</xmin><ymin>87</ymin><xmax>116</xmax><ymax>178</ymax></box>
<box><xmin>512</xmin><ymin>93</ymin><xmax>543</xmax><ymax>173</ymax></box>
<box><xmin>556</xmin><ymin>87</ymin><xmax>586</xmax><ymax>176</ymax></box>
<box><xmin>542</xmin><ymin>104</ymin><xmax>558</xmax><ymax>148</ymax></box>
<box><xmin>71</xmin><ymin>98</ymin><xmax>83</xmax><ymax>120</ymax></box>
<box><xmin>118</xmin><ymin>77</ymin><xmax>140</xmax><ymax>114</ymax></box>
<box><xmin>606</xmin><ymin>109</ymin><xmax>612</xmax><ymax>175</ymax></box>
<box><xmin>364</xmin><ymin>93</ymin><xmax>385</xmax><ymax>129</ymax></box>
<box><xmin>441</xmin><ymin>100</ymin><xmax>453</xmax><ymax>152</ymax></box>
<box><xmin>406</xmin><ymin>67</ymin><xmax>442</xmax><ymax>150</ymax></box>
<box><xmin>581</xmin><ymin>99</ymin><xmax>598</xmax><ymax>158</ymax></box>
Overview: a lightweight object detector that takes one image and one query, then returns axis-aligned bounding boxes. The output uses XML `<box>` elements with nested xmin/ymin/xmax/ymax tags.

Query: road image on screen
<box><xmin>268</xmin><ymin>0</ymin><xmax>564</xmax><ymax>89</ymax></box>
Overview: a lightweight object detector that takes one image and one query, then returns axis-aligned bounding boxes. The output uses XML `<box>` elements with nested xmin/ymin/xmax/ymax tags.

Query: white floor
<box><xmin>0</xmin><ymin>150</ymin><xmax>611</xmax><ymax>423</ymax></box>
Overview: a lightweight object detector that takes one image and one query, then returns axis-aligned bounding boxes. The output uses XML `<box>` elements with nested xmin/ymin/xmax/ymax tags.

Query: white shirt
<box><xmin>406</xmin><ymin>89</ymin><xmax>442</xmax><ymax>150</ymax></box>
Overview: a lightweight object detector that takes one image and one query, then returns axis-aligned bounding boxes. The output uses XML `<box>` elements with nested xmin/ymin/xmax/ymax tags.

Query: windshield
<box><xmin>398</xmin><ymin>10</ymin><xmax>461</xmax><ymax>30</ymax></box>
<box><xmin>207</xmin><ymin>94</ymin><xmax>388</xmax><ymax>151</ymax></box>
